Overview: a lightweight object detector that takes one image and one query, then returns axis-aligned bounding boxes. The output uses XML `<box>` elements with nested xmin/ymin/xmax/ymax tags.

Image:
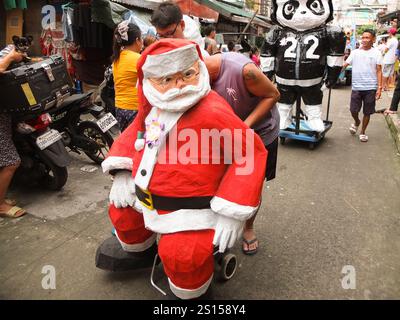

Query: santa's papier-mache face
<box><xmin>274</xmin><ymin>0</ymin><xmax>331</xmax><ymax>31</ymax></box>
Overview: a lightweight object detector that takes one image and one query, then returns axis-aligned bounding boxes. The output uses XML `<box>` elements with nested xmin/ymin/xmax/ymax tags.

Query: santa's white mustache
<box><xmin>155</xmin><ymin>84</ymin><xmax>202</xmax><ymax>102</ymax></box>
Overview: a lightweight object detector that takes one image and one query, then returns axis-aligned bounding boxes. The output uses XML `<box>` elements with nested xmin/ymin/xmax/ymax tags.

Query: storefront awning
<box><xmin>92</xmin><ymin>0</ymin><xmax>154</xmax><ymax>30</ymax></box>
<box><xmin>195</xmin><ymin>0</ymin><xmax>269</xmax><ymax>27</ymax></box>
<box><xmin>378</xmin><ymin>10</ymin><xmax>400</xmax><ymax>23</ymax></box>
<box><xmin>3</xmin><ymin>0</ymin><xmax>27</xmax><ymax>10</ymax></box>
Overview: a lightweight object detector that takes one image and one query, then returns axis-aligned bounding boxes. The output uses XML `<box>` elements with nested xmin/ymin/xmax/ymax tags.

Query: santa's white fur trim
<box><xmin>210</xmin><ymin>196</ymin><xmax>259</xmax><ymax>221</ymax></box>
<box><xmin>115</xmin><ymin>232</ymin><xmax>156</xmax><ymax>252</ymax></box>
<box><xmin>101</xmin><ymin>156</ymin><xmax>133</xmax><ymax>174</ymax></box>
<box><xmin>142</xmin><ymin>44</ymin><xmax>199</xmax><ymax>78</ymax></box>
<box><xmin>139</xmin><ymin>205</ymin><xmax>217</xmax><ymax>234</ymax></box>
<box><xmin>168</xmin><ymin>274</ymin><xmax>213</xmax><ymax>300</ymax></box>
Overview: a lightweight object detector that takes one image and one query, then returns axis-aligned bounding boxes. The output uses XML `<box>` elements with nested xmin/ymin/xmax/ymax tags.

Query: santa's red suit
<box><xmin>100</xmin><ymin>39</ymin><xmax>267</xmax><ymax>299</ymax></box>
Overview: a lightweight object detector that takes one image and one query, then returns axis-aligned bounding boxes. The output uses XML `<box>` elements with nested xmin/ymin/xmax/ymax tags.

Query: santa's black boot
<box><xmin>95</xmin><ymin>236</ymin><xmax>158</xmax><ymax>272</ymax></box>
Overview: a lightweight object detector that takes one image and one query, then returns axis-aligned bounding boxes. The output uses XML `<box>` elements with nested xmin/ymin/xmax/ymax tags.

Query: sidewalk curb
<box><xmin>384</xmin><ymin>113</ymin><xmax>400</xmax><ymax>154</ymax></box>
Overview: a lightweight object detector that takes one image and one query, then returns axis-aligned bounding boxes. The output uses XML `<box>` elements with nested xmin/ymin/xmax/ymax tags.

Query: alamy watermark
<box><xmin>155</xmin><ymin>127</ymin><xmax>256</xmax><ymax>175</ymax></box>
<box><xmin>41</xmin><ymin>5</ymin><xmax>56</xmax><ymax>30</ymax></box>
<box><xmin>341</xmin><ymin>265</ymin><xmax>356</xmax><ymax>290</ymax></box>
<box><xmin>41</xmin><ymin>265</ymin><xmax>56</xmax><ymax>290</ymax></box>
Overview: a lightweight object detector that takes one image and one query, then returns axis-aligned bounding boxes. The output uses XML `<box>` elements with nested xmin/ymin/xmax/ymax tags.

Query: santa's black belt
<box><xmin>135</xmin><ymin>185</ymin><xmax>212</xmax><ymax>211</ymax></box>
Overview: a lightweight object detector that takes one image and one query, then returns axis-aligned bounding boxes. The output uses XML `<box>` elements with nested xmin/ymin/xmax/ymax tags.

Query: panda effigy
<box><xmin>261</xmin><ymin>0</ymin><xmax>346</xmax><ymax>132</ymax></box>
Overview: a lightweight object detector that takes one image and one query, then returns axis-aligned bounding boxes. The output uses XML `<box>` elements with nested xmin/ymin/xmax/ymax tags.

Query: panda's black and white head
<box><xmin>272</xmin><ymin>0</ymin><xmax>333</xmax><ymax>31</ymax></box>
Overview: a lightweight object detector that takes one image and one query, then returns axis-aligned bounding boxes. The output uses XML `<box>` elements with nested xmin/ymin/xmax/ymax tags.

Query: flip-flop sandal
<box><xmin>0</xmin><ymin>206</ymin><xmax>26</xmax><ymax>218</ymax></box>
<box><xmin>242</xmin><ymin>237</ymin><xmax>259</xmax><ymax>255</ymax></box>
<box><xmin>349</xmin><ymin>123</ymin><xmax>359</xmax><ymax>135</ymax></box>
<box><xmin>359</xmin><ymin>134</ymin><xmax>368</xmax><ymax>142</ymax></box>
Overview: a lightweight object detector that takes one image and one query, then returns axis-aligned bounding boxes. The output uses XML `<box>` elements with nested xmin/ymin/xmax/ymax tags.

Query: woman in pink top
<box><xmin>250</xmin><ymin>47</ymin><xmax>261</xmax><ymax>67</ymax></box>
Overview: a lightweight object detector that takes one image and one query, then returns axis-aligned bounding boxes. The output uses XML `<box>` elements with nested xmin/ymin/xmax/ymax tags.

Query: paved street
<box><xmin>1</xmin><ymin>86</ymin><xmax>399</xmax><ymax>300</ymax></box>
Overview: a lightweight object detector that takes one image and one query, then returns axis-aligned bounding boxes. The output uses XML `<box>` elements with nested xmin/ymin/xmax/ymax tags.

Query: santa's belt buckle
<box><xmin>138</xmin><ymin>187</ymin><xmax>154</xmax><ymax>210</ymax></box>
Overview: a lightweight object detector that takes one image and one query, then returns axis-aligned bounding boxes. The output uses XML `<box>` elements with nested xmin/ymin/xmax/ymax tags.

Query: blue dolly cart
<box><xmin>279</xmin><ymin>88</ymin><xmax>332</xmax><ymax>150</ymax></box>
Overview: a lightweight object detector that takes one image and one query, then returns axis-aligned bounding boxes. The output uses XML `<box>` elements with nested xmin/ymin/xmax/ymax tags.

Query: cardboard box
<box><xmin>6</xmin><ymin>8</ymin><xmax>23</xmax><ymax>45</ymax></box>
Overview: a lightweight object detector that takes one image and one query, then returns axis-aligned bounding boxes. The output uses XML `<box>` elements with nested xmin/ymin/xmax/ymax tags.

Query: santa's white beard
<box><xmin>143</xmin><ymin>60</ymin><xmax>211</xmax><ymax>112</ymax></box>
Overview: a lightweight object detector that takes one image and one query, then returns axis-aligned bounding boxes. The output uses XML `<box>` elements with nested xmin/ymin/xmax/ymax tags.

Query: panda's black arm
<box><xmin>325</xmin><ymin>25</ymin><xmax>347</xmax><ymax>87</ymax></box>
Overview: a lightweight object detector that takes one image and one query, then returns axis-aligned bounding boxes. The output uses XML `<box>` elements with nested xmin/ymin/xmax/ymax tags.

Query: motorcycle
<box><xmin>97</xmin><ymin>65</ymin><xmax>116</xmax><ymax>117</ymax></box>
<box><xmin>13</xmin><ymin>112</ymin><xmax>71</xmax><ymax>191</ymax></box>
<box><xmin>47</xmin><ymin>91</ymin><xmax>117</xmax><ymax>165</ymax></box>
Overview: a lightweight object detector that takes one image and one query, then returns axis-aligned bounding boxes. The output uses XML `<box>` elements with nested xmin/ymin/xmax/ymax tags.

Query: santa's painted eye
<box><xmin>183</xmin><ymin>69</ymin><xmax>196</xmax><ymax>78</ymax></box>
<box><xmin>161</xmin><ymin>77</ymin><xmax>173</xmax><ymax>84</ymax></box>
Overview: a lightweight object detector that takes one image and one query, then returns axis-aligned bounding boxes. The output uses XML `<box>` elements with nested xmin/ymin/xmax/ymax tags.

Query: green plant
<box><xmin>356</xmin><ymin>25</ymin><xmax>376</xmax><ymax>36</ymax></box>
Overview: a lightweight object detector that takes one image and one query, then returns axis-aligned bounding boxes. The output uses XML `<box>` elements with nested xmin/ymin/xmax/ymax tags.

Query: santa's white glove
<box><xmin>109</xmin><ymin>170</ymin><xmax>136</xmax><ymax>208</ymax></box>
<box><xmin>213</xmin><ymin>215</ymin><xmax>245</xmax><ymax>253</ymax></box>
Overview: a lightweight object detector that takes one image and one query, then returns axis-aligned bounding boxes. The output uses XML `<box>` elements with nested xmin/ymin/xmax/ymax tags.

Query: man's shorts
<box><xmin>265</xmin><ymin>137</ymin><xmax>278</xmax><ymax>181</ymax></box>
<box><xmin>382</xmin><ymin>64</ymin><xmax>395</xmax><ymax>78</ymax></box>
<box><xmin>350</xmin><ymin>90</ymin><xmax>376</xmax><ymax>115</ymax></box>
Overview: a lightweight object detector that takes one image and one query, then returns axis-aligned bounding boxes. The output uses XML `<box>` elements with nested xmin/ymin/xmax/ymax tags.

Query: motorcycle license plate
<box><xmin>36</xmin><ymin>129</ymin><xmax>62</xmax><ymax>150</ymax></box>
<box><xmin>97</xmin><ymin>113</ymin><xmax>118</xmax><ymax>133</ymax></box>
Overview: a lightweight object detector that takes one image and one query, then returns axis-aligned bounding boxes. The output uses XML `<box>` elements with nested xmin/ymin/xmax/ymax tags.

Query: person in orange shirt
<box><xmin>112</xmin><ymin>21</ymin><xmax>143</xmax><ymax>131</ymax></box>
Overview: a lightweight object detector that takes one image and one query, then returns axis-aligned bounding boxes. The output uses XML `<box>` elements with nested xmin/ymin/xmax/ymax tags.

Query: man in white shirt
<box><xmin>382</xmin><ymin>28</ymin><xmax>398</xmax><ymax>91</ymax></box>
<box><xmin>343</xmin><ymin>29</ymin><xmax>382</xmax><ymax>143</ymax></box>
<box><xmin>377</xmin><ymin>38</ymin><xmax>387</xmax><ymax>55</ymax></box>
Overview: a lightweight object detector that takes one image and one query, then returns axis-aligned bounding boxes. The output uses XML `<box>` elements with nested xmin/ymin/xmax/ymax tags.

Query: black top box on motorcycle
<box><xmin>0</xmin><ymin>55</ymin><xmax>73</xmax><ymax>115</ymax></box>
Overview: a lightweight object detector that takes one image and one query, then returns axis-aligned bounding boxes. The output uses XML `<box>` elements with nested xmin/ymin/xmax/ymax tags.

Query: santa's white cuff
<box><xmin>102</xmin><ymin>156</ymin><xmax>133</xmax><ymax>174</ymax></box>
<box><xmin>116</xmin><ymin>232</ymin><xmax>156</xmax><ymax>252</ymax></box>
<box><xmin>210</xmin><ymin>196</ymin><xmax>259</xmax><ymax>221</ymax></box>
<box><xmin>168</xmin><ymin>274</ymin><xmax>213</xmax><ymax>300</ymax></box>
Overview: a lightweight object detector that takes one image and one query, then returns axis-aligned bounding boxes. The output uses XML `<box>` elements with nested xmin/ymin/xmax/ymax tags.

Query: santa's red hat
<box><xmin>134</xmin><ymin>39</ymin><xmax>204</xmax><ymax>151</ymax></box>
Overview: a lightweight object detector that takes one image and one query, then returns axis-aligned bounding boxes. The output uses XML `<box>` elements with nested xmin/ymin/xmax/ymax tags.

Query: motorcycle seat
<box><xmin>49</xmin><ymin>92</ymin><xmax>92</xmax><ymax>113</ymax></box>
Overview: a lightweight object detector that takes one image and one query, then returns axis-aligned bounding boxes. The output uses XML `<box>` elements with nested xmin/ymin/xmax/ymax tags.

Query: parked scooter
<box><xmin>13</xmin><ymin>112</ymin><xmax>70</xmax><ymax>191</ymax></box>
<box><xmin>47</xmin><ymin>91</ymin><xmax>117</xmax><ymax>165</ymax></box>
<box><xmin>97</xmin><ymin>66</ymin><xmax>116</xmax><ymax>117</ymax></box>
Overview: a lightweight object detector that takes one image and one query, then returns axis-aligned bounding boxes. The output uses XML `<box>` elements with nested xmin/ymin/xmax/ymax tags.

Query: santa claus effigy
<box><xmin>95</xmin><ymin>39</ymin><xmax>267</xmax><ymax>299</ymax></box>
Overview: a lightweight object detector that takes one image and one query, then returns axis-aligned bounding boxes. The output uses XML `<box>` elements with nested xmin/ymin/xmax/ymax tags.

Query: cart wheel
<box><xmin>308</xmin><ymin>143</ymin><xmax>315</xmax><ymax>150</ymax></box>
<box><xmin>280</xmin><ymin>137</ymin><xmax>286</xmax><ymax>145</ymax></box>
<box><xmin>219</xmin><ymin>253</ymin><xmax>237</xmax><ymax>281</ymax></box>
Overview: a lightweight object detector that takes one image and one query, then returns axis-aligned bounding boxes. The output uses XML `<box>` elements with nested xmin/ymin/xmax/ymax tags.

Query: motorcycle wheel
<box><xmin>77</xmin><ymin>121</ymin><xmax>114</xmax><ymax>165</ymax></box>
<box><xmin>41</xmin><ymin>162</ymin><xmax>68</xmax><ymax>191</ymax></box>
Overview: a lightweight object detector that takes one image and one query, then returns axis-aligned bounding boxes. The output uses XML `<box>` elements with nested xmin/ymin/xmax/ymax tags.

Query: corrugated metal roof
<box><xmin>110</xmin><ymin>0</ymin><xmax>159</xmax><ymax>10</ymax></box>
